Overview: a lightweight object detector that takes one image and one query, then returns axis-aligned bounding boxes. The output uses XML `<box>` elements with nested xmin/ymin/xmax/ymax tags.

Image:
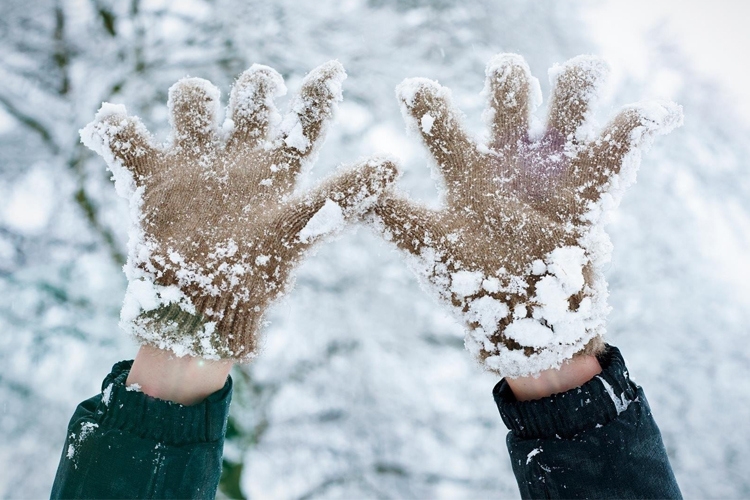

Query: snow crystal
<box><xmin>526</xmin><ymin>447</ymin><xmax>542</xmax><ymax>465</ymax></box>
<box><xmin>282</xmin><ymin>119</ymin><xmax>310</xmax><ymax>151</ymax></box>
<box><xmin>396</xmin><ymin>77</ymin><xmax>439</xmax><ymax>108</ymax></box>
<box><xmin>255</xmin><ymin>255</ymin><xmax>271</xmax><ymax>266</ymax></box>
<box><xmin>280</xmin><ymin>60</ymin><xmax>346</xmax><ymax>162</ymax></box>
<box><xmin>467</xmin><ymin>296</ymin><xmax>509</xmax><ymax>333</ymax></box>
<box><xmin>450</xmin><ymin>270</ymin><xmax>483</xmax><ymax>297</ymax></box>
<box><xmin>482</xmin><ymin>276</ymin><xmax>501</xmax><ymax>293</ymax></box>
<box><xmin>66</xmin><ymin>422</ymin><xmax>99</xmax><ymax>462</ymax></box>
<box><xmin>531</xmin><ymin>259</ymin><xmax>546</xmax><ymax>275</ymax></box>
<box><xmin>298</xmin><ymin>199</ymin><xmax>345</xmax><ymax>243</ymax></box>
<box><xmin>92</xmin><ymin>102</ymin><xmax>128</xmax><ymax>119</ymax></box>
<box><xmin>420</xmin><ymin>112</ymin><xmax>435</xmax><ymax>135</ymax></box>
<box><xmin>504</xmin><ymin>319</ymin><xmax>555</xmax><ymax>348</ymax></box>
<box><xmin>101</xmin><ymin>383</ymin><xmax>113</xmax><ymax>407</ymax></box>
<box><xmin>597</xmin><ymin>376</ymin><xmax>631</xmax><ymax>415</ymax></box>
<box><xmin>122</xmin><ymin>279</ymin><xmax>160</xmax><ymax>321</ymax></box>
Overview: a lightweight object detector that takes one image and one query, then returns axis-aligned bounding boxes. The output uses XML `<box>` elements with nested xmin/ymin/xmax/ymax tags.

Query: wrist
<box><xmin>505</xmin><ymin>354</ymin><xmax>602</xmax><ymax>401</ymax></box>
<box><xmin>125</xmin><ymin>344</ymin><xmax>234</xmax><ymax>406</ymax></box>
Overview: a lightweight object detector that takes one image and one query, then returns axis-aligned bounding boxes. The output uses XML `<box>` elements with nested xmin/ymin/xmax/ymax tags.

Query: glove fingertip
<box><xmin>80</xmin><ymin>103</ymin><xmax>134</xmax><ymax>155</ymax></box>
<box><xmin>633</xmin><ymin>100</ymin><xmax>684</xmax><ymax>135</ymax></box>
<box><xmin>549</xmin><ymin>54</ymin><xmax>610</xmax><ymax>87</ymax></box>
<box><xmin>395</xmin><ymin>77</ymin><xmax>446</xmax><ymax>109</ymax></box>
<box><xmin>360</xmin><ymin>155</ymin><xmax>402</xmax><ymax>186</ymax></box>
<box><xmin>231</xmin><ymin>64</ymin><xmax>286</xmax><ymax>110</ymax></box>
<box><xmin>302</xmin><ymin>59</ymin><xmax>347</xmax><ymax>103</ymax></box>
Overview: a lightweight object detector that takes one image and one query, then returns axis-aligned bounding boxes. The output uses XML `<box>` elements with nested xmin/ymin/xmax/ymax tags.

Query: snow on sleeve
<box><xmin>298</xmin><ymin>199</ymin><xmax>345</xmax><ymax>243</ymax></box>
<box><xmin>526</xmin><ymin>447</ymin><xmax>543</xmax><ymax>465</ymax></box>
<box><xmin>66</xmin><ymin>422</ymin><xmax>99</xmax><ymax>465</ymax></box>
<box><xmin>597</xmin><ymin>375</ymin><xmax>632</xmax><ymax>415</ymax></box>
<box><xmin>101</xmin><ymin>382</ymin><xmax>113</xmax><ymax>407</ymax></box>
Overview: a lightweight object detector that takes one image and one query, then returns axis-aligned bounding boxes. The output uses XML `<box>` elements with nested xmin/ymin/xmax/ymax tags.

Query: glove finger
<box><xmin>277</xmin><ymin>157</ymin><xmax>399</xmax><ymax>251</ymax></box>
<box><xmin>573</xmin><ymin>100</ymin><xmax>683</xmax><ymax>202</ymax></box>
<box><xmin>80</xmin><ymin>103</ymin><xmax>160</xmax><ymax>182</ymax></box>
<box><xmin>167</xmin><ymin>77</ymin><xmax>221</xmax><ymax>154</ymax></box>
<box><xmin>484</xmin><ymin>53</ymin><xmax>537</xmax><ymax>150</ymax></box>
<box><xmin>370</xmin><ymin>193</ymin><xmax>447</xmax><ymax>259</ymax></box>
<box><xmin>396</xmin><ymin>78</ymin><xmax>482</xmax><ymax>196</ymax></box>
<box><xmin>273</xmin><ymin>60</ymin><xmax>346</xmax><ymax>191</ymax></box>
<box><xmin>546</xmin><ymin>56</ymin><xmax>609</xmax><ymax>145</ymax></box>
<box><xmin>227</xmin><ymin>64</ymin><xmax>286</xmax><ymax>152</ymax></box>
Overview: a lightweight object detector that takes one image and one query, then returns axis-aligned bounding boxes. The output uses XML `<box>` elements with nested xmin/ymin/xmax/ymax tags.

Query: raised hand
<box><xmin>370</xmin><ymin>54</ymin><xmax>682</xmax><ymax>377</ymax></box>
<box><xmin>82</xmin><ymin>61</ymin><xmax>397</xmax><ymax>361</ymax></box>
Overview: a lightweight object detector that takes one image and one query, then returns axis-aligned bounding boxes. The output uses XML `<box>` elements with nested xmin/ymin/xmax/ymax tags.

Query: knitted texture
<box><xmin>81</xmin><ymin>61</ymin><xmax>398</xmax><ymax>360</ymax></box>
<box><xmin>369</xmin><ymin>54</ymin><xmax>682</xmax><ymax>377</ymax></box>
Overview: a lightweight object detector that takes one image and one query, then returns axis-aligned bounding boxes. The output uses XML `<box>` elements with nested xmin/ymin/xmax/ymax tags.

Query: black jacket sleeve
<box><xmin>494</xmin><ymin>345</ymin><xmax>682</xmax><ymax>499</ymax></box>
<box><xmin>51</xmin><ymin>360</ymin><xmax>232</xmax><ymax>499</ymax></box>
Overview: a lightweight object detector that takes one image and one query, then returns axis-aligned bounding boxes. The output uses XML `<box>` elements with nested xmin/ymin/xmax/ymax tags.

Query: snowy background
<box><xmin>1</xmin><ymin>0</ymin><xmax>749</xmax><ymax>498</ymax></box>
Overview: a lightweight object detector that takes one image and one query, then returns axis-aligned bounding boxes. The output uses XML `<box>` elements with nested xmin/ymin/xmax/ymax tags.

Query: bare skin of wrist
<box><xmin>125</xmin><ymin>344</ymin><xmax>234</xmax><ymax>406</ymax></box>
<box><xmin>505</xmin><ymin>354</ymin><xmax>602</xmax><ymax>402</ymax></box>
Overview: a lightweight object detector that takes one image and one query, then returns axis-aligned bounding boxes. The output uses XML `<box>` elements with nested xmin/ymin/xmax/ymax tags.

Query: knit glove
<box><xmin>369</xmin><ymin>54</ymin><xmax>682</xmax><ymax>377</ymax></box>
<box><xmin>81</xmin><ymin>61</ymin><xmax>397</xmax><ymax>361</ymax></box>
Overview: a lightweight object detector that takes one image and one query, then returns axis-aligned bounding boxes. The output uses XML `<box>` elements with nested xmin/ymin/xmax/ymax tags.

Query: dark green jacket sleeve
<box><xmin>51</xmin><ymin>360</ymin><xmax>232</xmax><ymax>499</ymax></box>
<box><xmin>494</xmin><ymin>345</ymin><xmax>682</xmax><ymax>499</ymax></box>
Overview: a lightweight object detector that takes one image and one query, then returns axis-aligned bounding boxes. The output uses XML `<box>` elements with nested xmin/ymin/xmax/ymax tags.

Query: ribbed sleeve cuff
<box><xmin>493</xmin><ymin>345</ymin><xmax>637</xmax><ymax>439</ymax></box>
<box><xmin>95</xmin><ymin>360</ymin><xmax>232</xmax><ymax>445</ymax></box>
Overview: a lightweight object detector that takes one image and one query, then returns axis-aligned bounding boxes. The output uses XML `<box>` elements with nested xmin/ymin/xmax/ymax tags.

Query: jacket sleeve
<box><xmin>493</xmin><ymin>345</ymin><xmax>682</xmax><ymax>499</ymax></box>
<box><xmin>51</xmin><ymin>360</ymin><xmax>232</xmax><ymax>500</ymax></box>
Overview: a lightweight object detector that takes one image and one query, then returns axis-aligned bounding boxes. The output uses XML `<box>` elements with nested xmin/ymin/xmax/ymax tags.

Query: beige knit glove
<box><xmin>81</xmin><ymin>61</ymin><xmax>397</xmax><ymax>361</ymax></box>
<box><xmin>369</xmin><ymin>54</ymin><xmax>682</xmax><ymax>378</ymax></box>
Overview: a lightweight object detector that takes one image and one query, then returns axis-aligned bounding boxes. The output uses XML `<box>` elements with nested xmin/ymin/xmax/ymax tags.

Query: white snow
<box><xmin>597</xmin><ymin>376</ymin><xmax>632</xmax><ymax>415</ymax></box>
<box><xmin>298</xmin><ymin>199</ymin><xmax>345</xmax><ymax>243</ymax></box>
<box><xmin>526</xmin><ymin>447</ymin><xmax>542</xmax><ymax>465</ymax></box>
<box><xmin>101</xmin><ymin>383</ymin><xmax>113</xmax><ymax>407</ymax></box>
<box><xmin>420</xmin><ymin>112</ymin><xmax>435</xmax><ymax>135</ymax></box>
<box><xmin>282</xmin><ymin>119</ymin><xmax>310</xmax><ymax>151</ymax></box>
<box><xmin>280</xmin><ymin>60</ymin><xmax>346</xmax><ymax>160</ymax></box>
<box><xmin>467</xmin><ymin>296</ymin><xmax>509</xmax><ymax>333</ymax></box>
<box><xmin>504</xmin><ymin>319</ymin><xmax>555</xmax><ymax>348</ymax></box>
<box><xmin>450</xmin><ymin>270</ymin><xmax>483</xmax><ymax>297</ymax></box>
<box><xmin>66</xmin><ymin>422</ymin><xmax>99</xmax><ymax>462</ymax></box>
